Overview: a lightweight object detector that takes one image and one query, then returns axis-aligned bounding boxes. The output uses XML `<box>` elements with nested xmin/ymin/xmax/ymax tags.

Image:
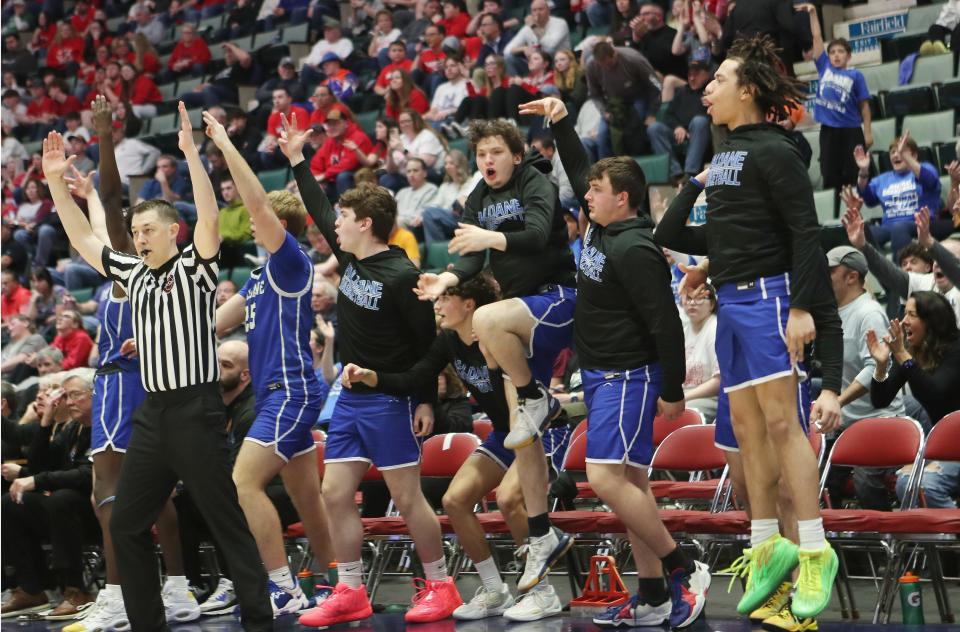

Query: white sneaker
<box><xmin>453</xmin><ymin>584</ymin><xmax>516</xmax><ymax>620</ymax></box>
<box><xmin>199</xmin><ymin>578</ymin><xmax>237</xmax><ymax>616</ymax></box>
<box><xmin>61</xmin><ymin>591</ymin><xmax>130</xmax><ymax>632</ymax></box>
<box><xmin>268</xmin><ymin>581</ymin><xmax>311</xmax><ymax>618</ymax></box>
<box><xmin>517</xmin><ymin>527</ymin><xmax>575</xmax><ymax>593</ymax></box>
<box><xmin>161</xmin><ymin>583</ymin><xmax>200</xmax><ymax>624</ymax></box>
<box><xmin>505</xmin><ymin>384</ymin><xmax>550</xmax><ymax>449</ymax></box>
<box><xmin>503</xmin><ymin>583</ymin><xmax>562</xmax><ymax>622</ymax></box>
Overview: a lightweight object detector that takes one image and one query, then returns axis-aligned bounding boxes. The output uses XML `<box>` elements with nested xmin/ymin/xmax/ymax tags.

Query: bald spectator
<box><xmin>504</xmin><ymin>0</ymin><xmax>571</xmax><ymax>75</ymax></box>
<box><xmin>51</xmin><ymin>311</ymin><xmax>93</xmax><ymax>370</ymax></box>
<box><xmin>161</xmin><ymin>23</ymin><xmax>211</xmax><ymax>83</ymax></box>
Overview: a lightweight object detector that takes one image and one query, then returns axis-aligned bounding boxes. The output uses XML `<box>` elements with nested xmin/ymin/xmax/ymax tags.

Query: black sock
<box><xmin>516</xmin><ymin>381</ymin><xmax>543</xmax><ymax>400</ymax></box>
<box><xmin>661</xmin><ymin>545</ymin><xmax>696</xmax><ymax>576</ymax></box>
<box><xmin>637</xmin><ymin>577</ymin><xmax>668</xmax><ymax>606</ymax></box>
<box><xmin>527</xmin><ymin>512</ymin><xmax>551</xmax><ymax>538</ymax></box>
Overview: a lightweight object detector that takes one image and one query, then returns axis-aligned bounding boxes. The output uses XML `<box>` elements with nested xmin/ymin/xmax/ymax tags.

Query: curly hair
<box><xmin>727</xmin><ymin>35</ymin><xmax>809</xmax><ymax>123</ymax></box>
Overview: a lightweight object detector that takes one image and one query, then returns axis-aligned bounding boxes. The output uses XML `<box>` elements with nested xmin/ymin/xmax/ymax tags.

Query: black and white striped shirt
<box><xmin>101</xmin><ymin>245</ymin><xmax>220</xmax><ymax>392</ymax></box>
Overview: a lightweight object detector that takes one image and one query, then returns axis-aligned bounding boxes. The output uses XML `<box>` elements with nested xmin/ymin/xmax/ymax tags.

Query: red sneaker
<box><xmin>404</xmin><ymin>577</ymin><xmax>463</xmax><ymax>623</ymax></box>
<box><xmin>298</xmin><ymin>583</ymin><xmax>372</xmax><ymax>627</ymax></box>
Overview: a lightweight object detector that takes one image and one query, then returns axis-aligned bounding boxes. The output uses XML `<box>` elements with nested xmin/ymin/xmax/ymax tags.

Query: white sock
<box><xmin>164</xmin><ymin>575</ymin><xmax>188</xmax><ymax>592</ymax></box>
<box><xmin>100</xmin><ymin>584</ymin><xmax>121</xmax><ymax>600</ymax></box>
<box><xmin>339</xmin><ymin>560</ymin><xmax>363</xmax><ymax>589</ymax></box>
<box><xmin>422</xmin><ymin>557</ymin><xmax>447</xmax><ymax>582</ymax></box>
<box><xmin>798</xmin><ymin>518</ymin><xmax>827</xmax><ymax>551</ymax></box>
<box><xmin>268</xmin><ymin>566</ymin><xmax>295</xmax><ymax>591</ymax></box>
<box><xmin>750</xmin><ymin>519</ymin><xmax>780</xmax><ymax>547</ymax></box>
<box><xmin>474</xmin><ymin>556</ymin><xmax>504</xmax><ymax>593</ymax></box>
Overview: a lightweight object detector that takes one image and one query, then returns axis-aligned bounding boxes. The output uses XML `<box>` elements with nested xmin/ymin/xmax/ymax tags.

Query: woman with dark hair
<box><xmin>868</xmin><ymin>291</ymin><xmax>960</xmax><ymax>425</ymax></box>
<box><xmin>869</xmin><ymin>291</ymin><xmax>960</xmax><ymax>509</ymax></box>
<box><xmin>29</xmin><ymin>12</ymin><xmax>56</xmax><ymax>54</ymax></box>
<box><xmin>384</xmin><ymin>68</ymin><xmax>429</xmax><ymax>121</ymax></box>
<box><xmin>24</xmin><ymin>266</ymin><xmax>68</xmax><ymax>335</ymax></box>
<box><xmin>117</xmin><ymin>63</ymin><xmax>161</xmax><ymax>118</ymax></box>
<box><xmin>610</xmin><ymin>0</ymin><xmax>640</xmax><ymax>46</ymax></box>
<box><xmin>345</xmin><ymin>117</ymin><xmax>396</xmax><ymax>169</ymax></box>
<box><xmin>381</xmin><ymin>108</ymin><xmax>448</xmax><ymax>190</ymax></box>
<box><xmin>83</xmin><ymin>20</ymin><xmax>112</xmax><ymax>62</ymax></box>
<box><xmin>655</xmin><ymin>34</ymin><xmax>843</xmax><ymax>623</ymax></box>
<box><xmin>12</xmin><ymin>179</ymin><xmax>58</xmax><ymax>267</ymax></box>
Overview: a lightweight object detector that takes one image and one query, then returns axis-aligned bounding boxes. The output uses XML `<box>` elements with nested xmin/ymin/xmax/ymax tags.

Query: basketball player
<box><xmin>341</xmin><ymin>275</ymin><xmax>573</xmax><ymax>622</ymax></box>
<box><xmin>277</xmin><ymin>113</ymin><xmax>463</xmax><ymax>627</ymax></box>
<box><xmin>520</xmin><ymin>95</ymin><xmax>711</xmax><ymax>629</ymax></box>
<box><xmin>414</xmin><ymin>119</ymin><xmax>577</xmax><ymax>597</ymax></box>
<box><xmin>655</xmin><ymin>36</ymin><xmax>843</xmax><ymax>621</ymax></box>
<box><xmin>203</xmin><ymin>113</ymin><xmax>335</xmax><ymax>617</ymax></box>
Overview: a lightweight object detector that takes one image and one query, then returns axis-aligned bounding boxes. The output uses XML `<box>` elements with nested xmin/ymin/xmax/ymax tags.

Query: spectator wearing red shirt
<box><xmin>385</xmin><ymin>69</ymin><xmax>430</xmax><ymax>121</ymax></box>
<box><xmin>118</xmin><ymin>63</ymin><xmax>162</xmax><ymax>118</ymax></box>
<box><xmin>414</xmin><ymin>23</ymin><xmax>446</xmax><ymax>95</ymax></box>
<box><xmin>375</xmin><ymin>41</ymin><xmax>415</xmax><ymax>96</ymax></box>
<box><xmin>51</xmin><ymin>310</ymin><xmax>93</xmax><ymax>370</ymax></box>
<box><xmin>45</xmin><ymin>23</ymin><xmax>86</xmax><ymax>72</ymax></box>
<box><xmin>48</xmin><ymin>81</ymin><xmax>82</xmax><ymax>118</ymax></box>
<box><xmin>23</xmin><ymin>78</ymin><xmax>57</xmax><ymax>140</ymax></box>
<box><xmin>310</xmin><ymin>109</ymin><xmax>373</xmax><ymax>198</ymax></box>
<box><xmin>438</xmin><ymin>1</ymin><xmax>471</xmax><ymax>38</ymax></box>
<box><xmin>110</xmin><ymin>37</ymin><xmax>138</xmax><ymax>67</ymax></box>
<box><xmin>70</xmin><ymin>0</ymin><xmax>97</xmax><ymax>35</ymax></box>
<box><xmin>308</xmin><ymin>84</ymin><xmax>351</xmax><ymax>126</ymax></box>
<box><xmin>261</xmin><ymin>86</ymin><xmax>310</xmax><ymax>168</ymax></box>
<box><xmin>161</xmin><ymin>23</ymin><xmax>211</xmax><ymax>82</ymax></box>
<box><xmin>83</xmin><ymin>21</ymin><xmax>113</xmax><ymax>58</ymax></box>
<box><xmin>132</xmin><ymin>33</ymin><xmax>162</xmax><ymax>76</ymax></box>
<box><xmin>1</xmin><ymin>270</ymin><xmax>31</xmax><ymax>324</ymax></box>
<box><xmin>30</xmin><ymin>12</ymin><xmax>57</xmax><ymax>53</ymax></box>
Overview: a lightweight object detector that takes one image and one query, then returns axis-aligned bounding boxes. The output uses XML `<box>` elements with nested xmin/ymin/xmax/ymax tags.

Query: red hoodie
<box><xmin>168</xmin><ymin>38</ymin><xmax>212</xmax><ymax>70</ymax></box>
<box><xmin>310</xmin><ymin>124</ymin><xmax>373</xmax><ymax>180</ymax></box>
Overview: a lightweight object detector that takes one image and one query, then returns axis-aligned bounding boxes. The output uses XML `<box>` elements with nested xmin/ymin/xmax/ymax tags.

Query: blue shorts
<box><xmin>244</xmin><ymin>391</ymin><xmax>320</xmax><ymax>461</ymax></box>
<box><xmin>324</xmin><ymin>389</ymin><xmax>421</xmax><ymax>469</ymax></box>
<box><xmin>91</xmin><ymin>370</ymin><xmax>146</xmax><ymax>455</ymax></box>
<box><xmin>714</xmin><ymin>378</ymin><xmax>812</xmax><ymax>452</ymax></box>
<box><xmin>475</xmin><ymin>424</ymin><xmax>572</xmax><ymax>477</ymax></box>
<box><xmin>582</xmin><ymin>365</ymin><xmax>661</xmax><ymax>467</ymax></box>
<box><xmin>716</xmin><ymin>274</ymin><xmax>806</xmax><ymax>392</ymax></box>
<box><xmin>519</xmin><ymin>285</ymin><xmax>576</xmax><ymax>386</ymax></box>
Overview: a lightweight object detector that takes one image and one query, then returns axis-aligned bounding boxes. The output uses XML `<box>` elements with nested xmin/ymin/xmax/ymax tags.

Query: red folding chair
<box><xmin>648</xmin><ymin>424</ymin><xmax>729</xmax><ymax>508</ymax></box>
<box><xmin>421</xmin><ymin>432</ymin><xmax>482</xmax><ymax>477</ymax></box>
<box><xmin>652</xmin><ymin>408</ymin><xmax>705</xmax><ymax>447</ymax></box>
<box><xmin>560</xmin><ymin>420</ymin><xmax>595</xmax><ymax>500</ymax></box>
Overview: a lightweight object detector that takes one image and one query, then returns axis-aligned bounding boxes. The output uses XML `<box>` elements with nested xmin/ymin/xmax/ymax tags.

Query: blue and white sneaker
<box><xmin>268</xmin><ymin>581</ymin><xmax>312</xmax><ymax>618</ymax></box>
<box><xmin>516</xmin><ymin>527</ymin><xmax>575</xmax><ymax>593</ymax></box>
<box><xmin>593</xmin><ymin>593</ymin><xmax>671</xmax><ymax>628</ymax></box>
<box><xmin>199</xmin><ymin>578</ymin><xmax>237</xmax><ymax>616</ymax></box>
<box><xmin>667</xmin><ymin>561</ymin><xmax>711</xmax><ymax>629</ymax></box>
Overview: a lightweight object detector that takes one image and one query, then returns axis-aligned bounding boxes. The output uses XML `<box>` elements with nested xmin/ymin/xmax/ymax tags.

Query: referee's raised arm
<box><xmin>178</xmin><ymin>102</ymin><xmax>220</xmax><ymax>262</ymax></box>
<box><xmin>41</xmin><ymin>131</ymin><xmax>110</xmax><ymax>277</ymax></box>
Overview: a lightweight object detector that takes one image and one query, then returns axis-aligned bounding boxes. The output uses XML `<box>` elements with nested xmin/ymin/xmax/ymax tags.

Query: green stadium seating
<box><xmin>258</xmin><ymin>168</ymin><xmax>290</xmax><ymax>192</ymax></box>
<box><xmin>355</xmin><ymin>110</ymin><xmax>380</xmax><ymax>137</ymax></box>
<box><xmin>231</xmin><ymin>266</ymin><xmax>253</xmax><ymax>287</ymax></box>
<box><xmin>70</xmin><ymin>288</ymin><xmax>93</xmax><ymax>303</ymax></box>
<box><xmin>632</xmin><ymin>154</ymin><xmax>670</xmax><ymax>184</ymax></box>
<box><xmin>176</xmin><ymin>76</ymin><xmax>204</xmax><ymax>96</ymax></box>
<box><xmin>252</xmin><ymin>30</ymin><xmax>281</xmax><ymax>50</ymax></box>
<box><xmin>425</xmin><ymin>241</ymin><xmax>459</xmax><ymax>272</ymax></box>
<box><xmin>903</xmin><ymin>110</ymin><xmax>954</xmax><ymax>146</ymax></box>
<box><xmin>283</xmin><ymin>22</ymin><xmax>310</xmax><ymax>43</ymax></box>
<box><xmin>803</xmin><ymin>129</ymin><xmax>821</xmax><ymax>190</ymax></box>
<box><xmin>880</xmin><ymin>86</ymin><xmax>935</xmax><ymax>119</ymax></box>
<box><xmin>148</xmin><ymin>112</ymin><xmax>178</xmax><ymax>136</ymax></box>
<box><xmin>813</xmin><ymin>188</ymin><xmax>837</xmax><ymax>224</ymax></box>
<box><xmin>157</xmin><ymin>82</ymin><xmax>177</xmax><ymax>101</ymax></box>
<box><xmin>859</xmin><ymin>61</ymin><xmax>900</xmax><ymax>94</ymax></box>
<box><xmin>871</xmin><ymin>117</ymin><xmax>897</xmax><ymax>152</ymax></box>
<box><xmin>910</xmin><ymin>54</ymin><xmax>954</xmax><ymax>86</ymax></box>
<box><xmin>218</xmin><ymin>268</ymin><xmax>230</xmax><ymax>282</ymax></box>
<box><xmin>905</xmin><ymin>4</ymin><xmax>946</xmax><ymax>35</ymax></box>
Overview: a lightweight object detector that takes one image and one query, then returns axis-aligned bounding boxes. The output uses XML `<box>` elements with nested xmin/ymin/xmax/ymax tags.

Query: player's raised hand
<box><xmin>202</xmin><ymin>110</ymin><xmax>231</xmax><ymax>148</ymax></box>
<box><xmin>64</xmin><ymin>165</ymin><xmax>96</xmax><ymax>199</ymax></box>
<box><xmin>517</xmin><ymin>97</ymin><xmax>568</xmax><ymax>123</ymax></box>
<box><xmin>278</xmin><ymin>112</ymin><xmax>313</xmax><ymax>162</ymax></box>
<box><xmin>41</xmin><ymin>131</ymin><xmax>77</xmax><ymax>178</ymax></box>
<box><xmin>91</xmin><ymin>94</ymin><xmax>113</xmax><ymax>136</ymax></box>
<box><xmin>177</xmin><ymin>102</ymin><xmax>196</xmax><ymax>154</ymax></box>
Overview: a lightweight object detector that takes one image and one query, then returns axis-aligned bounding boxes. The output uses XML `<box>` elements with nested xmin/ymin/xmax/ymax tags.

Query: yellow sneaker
<box><xmin>762</xmin><ymin>602</ymin><xmax>818</xmax><ymax>632</ymax></box>
<box><xmin>791</xmin><ymin>544</ymin><xmax>838</xmax><ymax>619</ymax></box>
<box><xmin>750</xmin><ymin>581</ymin><xmax>793</xmax><ymax>624</ymax></box>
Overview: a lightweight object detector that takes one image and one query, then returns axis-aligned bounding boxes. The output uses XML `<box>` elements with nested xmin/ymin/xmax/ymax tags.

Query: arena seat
<box><xmin>651</xmin><ymin>408</ymin><xmax>704</xmax><ymax>447</ymax></box>
<box><xmin>879</xmin><ymin>86</ymin><xmax>936</xmax><ymax>119</ymax></box>
<box><xmin>814</xmin><ymin>188</ymin><xmax>837</xmax><ymax>224</ymax></box>
<box><xmin>903</xmin><ymin>110</ymin><xmax>955</xmax><ymax>146</ymax></box>
<box><xmin>910</xmin><ymin>53</ymin><xmax>956</xmax><ymax>86</ymax></box>
<box><xmin>472</xmin><ymin>418</ymin><xmax>493</xmax><ymax>441</ymax></box>
<box><xmin>905</xmin><ymin>4</ymin><xmax>950</xmax><ymax>35</ymax></box>
<box><xmin>420</xmin><ymin>433</ymin><xmax>481</xmax><ymax>477</ymax></box>
<box><xmin>424</xmin><ymin>241</ymin><xmax>459</xmax><ymax>272</ymax></box>
<box><xmin>632</xmin><ymin>154</ymin><xmax>670</xmax><ymax>184</ymax></box>
<box><xmin>648</xmin><ymin>425</ymin><xmax>728</xmax><ymax>505</ymax></box>
<box><xmin>935</xmin><ymin>80</ymin><xmax>960</xmax><ymax>111</ymax></box>
<box><xmin>258</xmin><ymin>168</ymin><xmax>290</xmax><ymax>193</ymax></box>
<box><xmin>859</xmin><ymin>61</ymin><xmax>900</xmax><ymax>94</ymax></box>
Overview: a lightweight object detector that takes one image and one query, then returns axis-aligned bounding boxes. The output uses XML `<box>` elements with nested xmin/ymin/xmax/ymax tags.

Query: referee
<box><xmin>41</xmin><ymin>107</ymin><xmax>271</xmax><ymax>631</ymax></box>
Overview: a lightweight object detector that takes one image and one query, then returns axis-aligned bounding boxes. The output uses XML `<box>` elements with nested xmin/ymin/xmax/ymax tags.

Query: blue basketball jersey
<box><xmin>98</xmin><ymin>292</ymin><xmax>139</xmax><ymax>372</ymax></box>
<box><xmin>239</xmin><ymin>233</ymin><xmax>322</xmax><ymax>404</ymax></box>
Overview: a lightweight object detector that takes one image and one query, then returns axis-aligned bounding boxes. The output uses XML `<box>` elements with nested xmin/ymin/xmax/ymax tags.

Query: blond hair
<box><xmin>267</xmin><ymin>190</ymin><xmax>308</xmax><ymax>238</ymax></box>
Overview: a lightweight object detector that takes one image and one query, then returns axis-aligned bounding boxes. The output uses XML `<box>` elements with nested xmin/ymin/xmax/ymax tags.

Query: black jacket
<box><xmin>871</xmin><ymin>340</ymin><xmax>960</xmax><ymax>424</ymax></box>
<box><xmin>23</xmin><ymin>420</ymin><xmax>92</xmax><ymax>495</ymax></box>
<box><xmin>453</xmin><ymin>151</ymin><xmax>576</xmax><ymax>298</ymax></box>
<box><xmin>663</xmin><ymin>83</ymin><xmax>708</xmax><ymax>130</ymax></box>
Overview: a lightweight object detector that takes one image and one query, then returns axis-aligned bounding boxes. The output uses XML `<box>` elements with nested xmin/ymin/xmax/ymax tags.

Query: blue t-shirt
<box><xmin>814</xmin><ymin>52</ymin><xmax>870</xmax><ymax>129</ymax></box>
<box><xmin>97</xmin><ymin>292</ymin><xmax>139</xmax><ymax>373</ymax></box>
<box><xmin>138</xmin><ymin>174</ymin><xmax>193</xmax><ymax>203</ymax></box>
<box><xmin>238</xmin><ymin>232</ymin><xmax>322</xmax><ymax>405</ymax></box>
<box><xmin>859</xmin><ymin>162</ymin><xmax>942</xmax><ymax>225</ymax></box>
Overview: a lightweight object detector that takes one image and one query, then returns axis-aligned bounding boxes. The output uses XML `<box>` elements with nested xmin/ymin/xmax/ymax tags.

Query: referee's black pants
<box><xmin>110</xmin><ymin>383</ymin><xmax>272</xmax><ymax>632</ymax></box>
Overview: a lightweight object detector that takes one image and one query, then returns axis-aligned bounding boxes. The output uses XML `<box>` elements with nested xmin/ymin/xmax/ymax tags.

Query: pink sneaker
<box><xmin>298</xmin><ymin>583</ymin><xmax>372</xmax><ymax>627</ymax></box>
<box><xmin>404</xmin><ymin>577</ymin><xmax>463</xmax><ymax>623</ymax></box>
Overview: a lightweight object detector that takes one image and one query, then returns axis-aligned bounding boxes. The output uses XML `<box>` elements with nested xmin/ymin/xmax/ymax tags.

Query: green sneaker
<box><xmin>790</xmin><ymin>544</ymin><xmax>838</xmax><ymax>619</ymax></box>
<box><xmin>736</xmin><ymin>535</ymin><xmax>799</xmax><ymax>615</ymax></box>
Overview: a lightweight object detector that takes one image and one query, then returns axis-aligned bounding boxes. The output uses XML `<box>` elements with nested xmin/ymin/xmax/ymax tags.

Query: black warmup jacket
<box><xmin>654</xmin><ymin>122</ymin><xmax>843</xmax><ymax>394</ymax></box>
<box><xmin>550</xmin><ymin>116</ymin><xmax>686</xmax><ymax>402</ymax></box>
<box><xmin>452</xmin><ymin>151</ymin><xmax>576</xmax><ymax>298</ymax></box>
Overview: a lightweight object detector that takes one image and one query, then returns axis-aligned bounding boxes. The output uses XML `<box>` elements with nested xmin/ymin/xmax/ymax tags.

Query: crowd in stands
<box><xmin>1</xmin><ymin>0</ymin><xmax>959</xmax><ymax>618</ymax></box>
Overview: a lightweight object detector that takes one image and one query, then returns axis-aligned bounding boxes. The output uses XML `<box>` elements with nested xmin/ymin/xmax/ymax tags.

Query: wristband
<box><xmin>689</xmin><ymin>176</ymin><xmax>704</xmax><ymax>190</ymax></box>
<box><xmin>901</xmin><ymin>358</ymin><xmax>915</xmax><ymax>370</ymax></box>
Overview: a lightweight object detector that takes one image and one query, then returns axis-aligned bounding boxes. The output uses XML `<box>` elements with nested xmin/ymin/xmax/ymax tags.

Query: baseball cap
<box><xmin>826</xmin><ymin>245</ymin><xmax>868</xmax><ymax>275</ymax></box>
<box><xmin>279</xmin><ymin>56</ymin><xmax>296</xmax><ymax>68</ymax></box>
<box><xmin>323</xmin><ymin>17</ymin><xmax>341</xmax><ymax>29</ymax></box>
<box><xmin>319</xmin><ymin>52</ymin><xmax>341</xmax><ymax>65</ymax></box>
<box><xmin>689</xmin><ymin>47</ymin><xmax>712</xmax><ymax>71</ymax></box>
